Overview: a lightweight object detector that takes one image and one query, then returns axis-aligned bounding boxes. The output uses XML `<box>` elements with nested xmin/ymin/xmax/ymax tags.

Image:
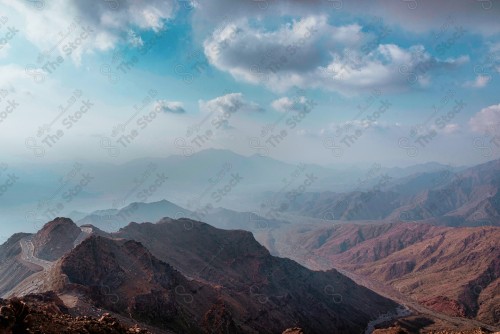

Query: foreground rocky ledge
<box><xmin>0</xmin><ymin>292</ymin><xmax>151</xmax><ymax>334</ymax></box>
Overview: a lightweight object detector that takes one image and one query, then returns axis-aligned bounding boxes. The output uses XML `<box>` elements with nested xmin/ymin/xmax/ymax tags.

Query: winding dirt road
<box><xmin>3</xmin><ymin>226</ymin><xmax>93</xmax><ymax>298</ymax></box>
<box><xmin>19</xmin><ymin>238</ymin><xmax>52</xmax><ymax>269</ymax></box>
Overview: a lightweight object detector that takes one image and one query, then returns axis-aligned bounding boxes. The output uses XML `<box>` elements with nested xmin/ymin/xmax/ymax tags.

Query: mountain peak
<box><xmin>31</xmin><ymin>217</ymin><xmax>82</xmax><ymax>261</ymax></box>
<box><xmin>41</xmin><ymin>217</ymin><xmax>78</xmax><ymax>231</ymax></box>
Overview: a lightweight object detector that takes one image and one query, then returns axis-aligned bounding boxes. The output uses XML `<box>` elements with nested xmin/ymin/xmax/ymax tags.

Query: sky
<box><xmin>0</xmin><ymin>0</ymin><xmax>500</xmax><ymax>167</ymax></box>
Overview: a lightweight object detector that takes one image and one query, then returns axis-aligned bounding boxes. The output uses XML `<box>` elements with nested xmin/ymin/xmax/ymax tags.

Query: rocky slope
<box><xmin>349</xmin><ymin>227</ymin><xmax>499</xmax><ymax>326</ymax></box>
<box><xmin>0</xmin><ymin>218</ymin><xmax>106</xmax><ymax>299</ymax></box>
<box><xmin>271</xmin><ymin>222</ymin><xmax>500</xmax><ymax>327</ymax></box>
<box><xmin>0</xmin><ymin>233</ymin><xmax>38</xmax><ymax>297</ymax></box>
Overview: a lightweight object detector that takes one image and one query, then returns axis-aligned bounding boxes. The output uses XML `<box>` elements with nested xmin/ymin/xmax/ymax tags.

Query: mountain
<box><xmin>76</xmin><ymin>199</ymin><xmax>289</xmax><ymax>233</ymax></box>
<box><xmin>268</xmin><ymin>222</ymin><xmax>500</xmax><ymax>328</ymax></box>
<box><xmin>381</xmin><ymin>162</ymin><xmax>464</xmax><ymax>179</ymax></box>
<box><xmin>2</xmin><ymin>211</ymin><xmax>498</xmax><ymax>332</ymax></box>
<box><xmin>0</xmin><ymin>218</ymin><xmax>106</xmax><ymax>299</ymax></box>
<box><xmin>4</xmin><ymin>149</ymin><xmax>461</xmax><ymax>236</ymax></box>
<box><xmin>31</xmin><ymin>218</ymin><xmax>82</xmax><ymax>261</ymax></box>
<box><xmin>76</xmin><ymin>200</ymin><xmax>189</xmax><ymax>232</ymax></box>
<box><xmin>276</xmin><ymin>159</ymin><xmax>500</xmax><ymax>227</ymax></box>
<box><xmin>107</xmin><ymin>218</ymin><xmax>399</xmax><ymax>333</ymax></box>
<box><xmin>395</xmin><ymin>159</ymin><xmax>500</xmax><ymax>225</ymax></box>
<box><xmin>58</xmin><ymin>235</ymin><xmax>219</xmax><ymax>333</ymax></box>
<box><xmin>4</xmin><ymin>217</ymin><xmax>399</xmax><ymax>333</ymax></box>
<box><xmin>346</xmin><ymin>227</ymin><xmax>499</xmax><ymax>326</ymax></box>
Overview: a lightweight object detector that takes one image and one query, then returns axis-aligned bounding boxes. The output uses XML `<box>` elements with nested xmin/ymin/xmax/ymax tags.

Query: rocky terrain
<box><xmin>268</xmin><ymin>222</ymin><xmax>500</xmax><ymax>328</ymax></box>
<box><xmin>0</xmin><ymin>292</ymin><xmax>153</xmax><ymax>334</ymax></box>
<box><xmin>0</xmin><ymin>217</ymin><xmax>400</xmax><ymax>333</ymax></box>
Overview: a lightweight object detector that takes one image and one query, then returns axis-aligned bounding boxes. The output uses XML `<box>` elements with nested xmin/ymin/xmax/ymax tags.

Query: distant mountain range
<box><xmin>274</xmin><ymin>159</ymin><xmax>500</xmax><ymax>227</ymax></box>
<box><xmin>1</xmin><ymin>148</ymin><xmax>465</xmax><ymax>236</ymax></box>
<box><xmin>72</xmin><ymin>158</ymin><xmax>500</xmax><ymax>233</ymax></box>
<box><xmin>74</xmin><ymin>199</ymin><xmax>289</xmax><ymax>233</ymax></box>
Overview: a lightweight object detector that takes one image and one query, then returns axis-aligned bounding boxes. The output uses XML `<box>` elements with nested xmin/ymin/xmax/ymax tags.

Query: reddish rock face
<box><xmin>420</xmin><ymin>296</ymin><xmax>467</xmax><ymax>318</ymax></box>
<box><xmin>277</xmin><ymin>222</ymin><xmax>500</xmax><ymax>327</ymax></box>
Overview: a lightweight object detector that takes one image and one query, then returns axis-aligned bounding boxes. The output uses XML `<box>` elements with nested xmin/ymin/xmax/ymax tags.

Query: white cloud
<box><xmin>199</xmin><ymin>93</ymin><xmax>263</xmax><ymax>115</ymax></box>
<box><xmin>204</xmin><ymin>17</ymin><xmax>467</xmax><ymax>95</ymax></box>
<box><xmin>204</xmin><ymin>16</ymin><xmax>339</xmax><ymax>84</ymax></box>
<box><xmin>271</xmin><ymin>96</ymin><xmax>309</xmax><ymax>113</ymax></box>
<box><xmin>153</xmin><ymin>100</ymin><xmax>186</xmax><ymax>114</ymax></box>
<box><xmin>464</xmin><ymin>75</ymin><xmax>490</xmax><ymax>88</ymax></box>
<box><xmin>127</xmin><ymin>30</ymin><xmax>144</xmax><ymax>47</ymax></box>
<box><xmin>1</xmin><ymin>0</ymin><xmax>177</xmax><ymax>64</ymax></box>
<box><xmin>430</xmin><ymin>123</ymin><xmax>461</xmax><ymax>134</ymax></box>
<box><xmin>441</xmin><ymin>123</ymin><xmax>460</xmax><ymax>134</ymax></box>
<box><xmin>469</xmin><ymin>104</ymin><xmax>500</xmax><ymax>133</ymax></box>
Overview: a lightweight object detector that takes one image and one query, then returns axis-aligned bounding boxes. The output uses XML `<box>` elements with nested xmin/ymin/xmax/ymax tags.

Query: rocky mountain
<box><xmin>395</xmin><ymin>159</ymin><xmax>500</xmax><ymax>225</ymax></box>
<box><xmin>0</xmin><ymin>218</ymin><xmax>108</xmax><ymax>299</ymax></box>
<box><xmin>1</xmin><ymin>210</ymin><xmax>499</xmax><ymax>333</ymax></box>
<box><xmin>57</xmin><ymin>235</ymin><xmax>218</xmax><ymax>333</ymax></box>
<box><xmin>269</xmin><ymin>222</ymin><xmax>500</xmax><ymax>328</ymax></box>
<box><xmin>1</xmin><ymin>217</ymin><xmax>399</xmax><ymax>333</ymax></box>
<box><xmin>69</xmin><ymin>219</ymin><xmax>398</xmax><ymax>333</ymax></box>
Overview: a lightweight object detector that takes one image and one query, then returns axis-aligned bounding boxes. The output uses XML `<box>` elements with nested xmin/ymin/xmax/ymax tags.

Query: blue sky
<box><xmin>0</xmin><ymin>0</ymin><xmax>499</xmax><ymax>166</ymax></box>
